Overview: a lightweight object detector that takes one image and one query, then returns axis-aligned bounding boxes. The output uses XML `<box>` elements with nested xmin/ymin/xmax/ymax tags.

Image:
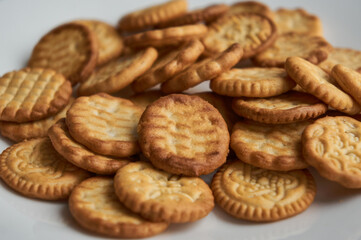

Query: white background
<box><xmin>1</xmin><ymin>0</ymin><xmax>361</xmax><ymax>239</ymax></box>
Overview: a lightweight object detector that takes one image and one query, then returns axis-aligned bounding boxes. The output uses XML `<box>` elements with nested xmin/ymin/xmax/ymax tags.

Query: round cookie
<box><xmin>318</xmin><ymin>47</ymin><xmax>361</xmax><ymax>74</ymax></box>
<box><xmin>0</xmin><ymin>68</ymin><xmax>72</xmax><ymax>123</ymax></box>
<box><xmin>138</xmin><ymin>94</ymin><xmax>229</xmax><ymax>176</ymax></box>
<box><xmin>225</xmin><ymin>1</ymin><xmax>274</xmax><ymax>20</ymax></box>
<box><xmin>66</xmin><ymin>93</ymin><xmax>143</xmax><ymax>157</ymax></box>
<box><xmin>69</xmin><ymin>177</ymin><xmax>169</xmax><ymax>238</ymax></box>
<box><xmin>0</xmin><ymin>137</ymin><xmax>90</xmax><ymax>200</ymax></box>
<box><xmin>211</xmin><ymin>160</ymin><xmax>316</xmax><ymax>222</ymax></box>
<box><xmin>114</xmin><ymin>161</ymin><xmax>214</xmax><ymax>223</ymax></box>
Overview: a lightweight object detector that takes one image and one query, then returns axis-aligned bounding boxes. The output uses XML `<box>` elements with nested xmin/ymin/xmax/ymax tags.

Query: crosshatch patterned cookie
<box><xmin>231</xmin><ymin>120</ymin><xmax>310</xmax><ymax>171</ymax></box>
<box><xmin>285</xmin><ymin>57</ymin><xmax>361</xmax><ymax>115</ymax></box>
<box><xmin>28</xmin><ymin>22</ymin><xmax>98</xmax><ymax>85</ymax></box>
<box><xmin>0</xmin><ymin>68</ymin><xmax>72</xmax><ymax>123</ymax></box>
<box><xmin>78</xmin><ymin>47</ymin><xmax>158</xmax><ymax>96</ymax></box>
<box><xmin>211</xmin><ymin>160</ymin><xmax>316</xmax><ymax>222</ymax></box>
<box><xmin>225</xmin><ymin>1</ymin><xmax>275</xmax><ymax>20</ymax></box>
<box><xmin>114</xmin><ymin>161</ymin><xmax>214</xmax><ymax>223</ymax></box>
<box><xmin>138</xmin><ymin>94</ymin><xmax>229</xmax><ymax>176</ymax></box>
<box><xmin>49</xmin><ymin>119</ymin><xmax>131</xmax><ymax>175</ymax></box>
<box><xmin>210</xmin><ymin>67</ymin><xmax>296</xmax><ymax>97</ymax></box>
<box><xmin>232</xmin><ymin>91</ymin><xmax>328</xmax><ymax>124</ymax></box>
<box><xmin>202</xmin><ymin>13</ymin><xmax>277</xmax><ymax>58</ymax></box>
<box><xmin>66</xmin><ymin>93</ymin><xmax>142</xmax><ymax>157</ymax></box>
<box><xmin>318</xmin><ymin>47</ymin><xmax>361</xmax><ymax>73</ymax></box>
<box><xmin>0</xmin><ymin>138</ymin><xmax>90</xmax><ymax>200</ymax></box>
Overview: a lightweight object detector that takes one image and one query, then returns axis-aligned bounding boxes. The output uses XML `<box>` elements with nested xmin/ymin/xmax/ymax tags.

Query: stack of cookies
<box><xmin>1</xmin><ymin>0</ymin><xmax>361</xmax><ymax>238</ymax></box>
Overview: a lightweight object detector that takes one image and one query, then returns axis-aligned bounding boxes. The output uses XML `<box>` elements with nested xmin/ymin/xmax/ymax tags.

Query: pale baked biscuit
<box><xmin>66</xmin><ymin>93</ymin><xmax>143</xmax><ymax>157</ymax></box>
<box><xmin>232</xmin><ymin>91</ymin><xmax>328</xmax><ymax>124</ymax></box>
<box><xmin>49</xmin><ymin>119</ymin><xmax>130</xmax><ymax>175</ymax></box>
<box><xmin>231</xmin><ymin>120</ymin><xmax>309</xmax><ymax>171</ymax></box>
<box><xmin>132</xmin><ymin>40</ymin><xmax>204</xmax><ymax>93</ymax></box>
<box><xmin>161</xmin><ymin>43</ymin><xmax>243</xmax><ymax>93</ymax></box>
<box><xmin>202</xmin><ymin>13</ymin><xmax>277</xmax><ymax>58</ymax></box>
<box><xmin>0</xmin><ymin>137</ymin><xmax>90</xmax><ymax>200</ymax></box>
<box><xmin>274</xmin><ymin>8</ymin><xmax>323</xmax><ymax>36</ymax></box>
<box><xmin>69</xmin><ymin>177</ymin><xmax>169</xmax><ymax>238</ymax></box>
<box><xmin>78</xmin><ymin>47</ymin><xmax>157</xmax><ymax>96</ymax></box>
<box><xmin>138</xmin><ymin>94</ymin><xmax>229</xmax><ymax>176</ymax></box>
<box><xmin>318</xmin><ymin>48</ymin><xmax>361</xmax><ymax>74</ymax></box>
<box><xmin>210</xmin><ymin>67</ymin><xmax>296</xmax><ymax>97</ymax></box>
<box><xmin>118</xmin><ymin>0</ymin><xmax>187</xmax><ymax>32</ymax></box>
<box><xmin>0</xmin><ymin>98</ymin><xmax>73</xmax><ymax>142</ymax></box>
<box><xmin>285</xmin><ymin>57</ymin><xmax>361</xmax><ymax>115</ymax></box>
<box><xmin>303</xmin><ymin>116</ymin><xmax>361</xmax><ymax>188</ymax></box>
<box><xmin>114</xmin><ymin>161</ymin><xmax>214</xmax><ymax>223</ymax></box>
<box><xmin>226</xmin><ymin>1</ymin><xmax>275</xmax><ymax>20</ymax></box>
<box><xmin>28</xmin><ymin>22</ymin><xmax>98</xmax><ymax>85</ymax></box>
<box><xmin>253</xmin><ymin>33</ymin><xmax>332</xmax><ymax>67</ymax></box>
<box><xmin>124</xmin><ymin>24</ymin><xmax>208</xmax><ymax>49</ymax></box>
<box><xmin>211</xmin><ymin>160</ymin><xmax>316</xmax><ymax>221</ymax></box>
<box><xmin>0</xmin><ymin>68</ymin><xmax>72</xmax><ymax>123</ymax></box>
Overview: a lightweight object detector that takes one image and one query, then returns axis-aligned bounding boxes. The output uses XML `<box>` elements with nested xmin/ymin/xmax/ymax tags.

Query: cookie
<box><xmin>131</xmin><ymin>40</ymin><xmax>204</xmax><ymax>93</ymax></box>
<box><xmin>128</xmin><ymin>90</ymin><xmax>164</xmax><ymax>112</ymax></box>
<box><xmin>232</xmin><ymin>91</ymin><xmax>328</xmax><ymax>124</ymax></box>
<box><xmin>49</xmin><ymin>119</ymin><xmax>130</xmax><ymax>175</ymax></box>
<box><xmin>161</xmin><ymin>43</ymin><xmax>243</xmax><ymax>93</ymax></box>
<box><xmin>0</xmin><ymin>137</ymin><xmax>90</xmax><ymax>200</ymax></box>
<box><xmin>303</xmin><ymin>116</ymin><xmax>361</xmax><ymax>188</ymax></box>
<box><xmin>69</xmin><ymin>177</ymin><xmax>169</xmax><ymax>238</ymax></box>
<box><xmin>138</xmin><ymin>94</ymin><xmax>229</xmax><ymax>176</ymax></box>
<box><xmin>117</xmin><ymin>0</ymin><xmax>187</xmax><ymax>32</ymax></box>
<box><xmin>252</xmin><ymin>33</ymin><xmax>332</xmax><ymax>67</ymax></box>
<box><xmin>211</xmin><ymin>160</ymin><xmax>316</xmax><ymax>221</ymax></box>
<box><xmin>74</xmin><ymin>20</ymin><xmax>123</xmax><ymax>65</ymax></box>
<box><xmin>0</xmin><ymin>98</ymin><xmax>73</xmax><ymax>142</ymax></box>
<box><xmin>78</xmin><ymin>47</ymin><xmax>157</xmax><ymax>96</ymax></box>
<box><xmin>285</xmin><ymin>56</ymin><xmax>361</xmax><ymax>115</ymax></box>
<box><xmin>231</xmin><ymin>120</ymin><xmax>309</xmax><ymax>171</ymax></box>
<box><xmin>0</xmin><ymin>68</ymin><xmax>72</xmax><ymax>123</ymax></box>
<box><xmin>66</xmin><ymin>93</ymin><xmax>142</xmax><ymax>157</ymax></box>
<box><xmin>114</xmin><ymin>161</ymin><xmax>214</xmax><ymax>223</ymax></box>
<box><xmin>226</xmin><ymin>1</ymin><xmax>275</xmax><ymax>20</ymax></box>
<box><xmin>124</xmin><ymin>24</ymin><xmax>208</xmax><ymax>49</ymax></box>
<box><xmin>28</xmin><ymin>22</ymin><xmax>98</xmax><ymax>85</ymax></box>
<box><xmin>319</xmin><ymin>47</ymin><xmax>361</xmax><ymax>74</ymax></box>
<box><xmin>210</xmin><ymin>67</ymin><xmax>296</xmax><ymax>97</ymax></box>
<box><xmin>202</xmin><ymin>13</ymin><xmax>277</xmax><ymax>58</ymax></box>
<box><xmin>274</xmin><ymin>8</ymin><xmax>323</xmax><ymax>36</ymax></box>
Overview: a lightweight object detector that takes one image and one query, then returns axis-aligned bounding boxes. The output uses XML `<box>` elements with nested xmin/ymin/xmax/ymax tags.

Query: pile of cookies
<box><xmin>1</xmin><ymin>0</ymin><xmax>361</xmax><ymax>238</ymax></box>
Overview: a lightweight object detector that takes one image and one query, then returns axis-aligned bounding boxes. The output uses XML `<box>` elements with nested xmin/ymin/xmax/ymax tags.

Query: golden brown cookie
<box><xmin>285</xmin><ymin>56</ymin><xmax>361</xmax><ymax>115</ymax></box>
<box><xmin>210</xmin><ymin>67</ymin><xmax>296</xmax><ymax>97</ymax></box>
<box><xmin>231</xmin><ymin>120</ymin><xmax>309</xmax><ymax>171</ymax></box>
<box><xmin>117</xmin><ymin>0</ymin><xmax>188</xmax><ymax>32</ymax></box>
<box><xmin>78</xmin><ymin>47</ymin><xmax>158</xmax><ymax>96</ymax></box>
<box><xmin>124</xmin><ymin>24</ymin><xmax>208</xmax><ymax>49</ymax></box>
<box><xmin>232</xmin><ymin>91</ymin><xmax>328</xmax><ymax>124</ymax></box>
<box><xmin>69</xmin><ymin>177</ymin><xmax>169</xmax><ymax>238</ymax></box>
<box><xmin>0</xmin><ymin>137</ymin><xmax>90</xmax><ymax>200</ymax></box>
<box><xmin>28</xmin><ymin>22</ymin><xmax>98</xmax><ymax>85</ymax></box>
<box><xmin>0</xmin><ymin>68</ymin><xmax>72</xmax><ymax>123</ymax></box>
<box><xmin>138</xmin><ymin>94</ymin><xmax>229</xmax><ymax>176</ymax></box>
<box><xmin>318</xmin><ymin>47</ymin><xmax>361</xmax><ymax>74</ymax></box>
<box><xmin>161</xmin><ymin>43</ymin><xmax>243</xmax><ymax>93</ymax></box>
<box><xmin>49</xmin><ymin>119</ymin><xmax>130</xmax><ymax>175</ymax></box>
<box><xmin>128</xmin><ymin>90</ymin><xmax>164</xmax><ymax>112</ymax></box>
<box><xmin>66</xmin><ymin>93</ymin><xmax>142</xmax><ymax>157</ymax></box>
<box><xmin>225</xmin><ymin>1</ymin><xmax>275</xmax><ymax>20</ymax></box>
<box><xmin>252</xmin><ymin>33</ymin><xmax>332</xmax><ymax>67</ymax></box>
<box><xmin>131</xmin><ymin>40</ymin><xmax>204</xmax><ymax>93</ymax></box>
<box><xmin>303</xmin><ymin>116</ymin><xmax>361</xmax><ymax>188</ymax></box>
<box><xmin>211</xmin><ymin>160</ymin><xmax>316</xmax><ymax>221</ymax></box>
<box><xmin>114</xmin><ymin>161</ymin><xmax>214</xmax><ymax>223</ymax></box>
<box><xmin>202</xmin><ymin>13</ymin><xmax>277</xmax><ymax>58</ymax></box>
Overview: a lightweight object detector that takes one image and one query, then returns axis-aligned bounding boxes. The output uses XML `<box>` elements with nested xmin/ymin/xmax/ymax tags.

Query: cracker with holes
<box><xmin>28</xmin><ymin>22</ymin><xmax>97</xmax><ymax>85</ymax></box>
<box><xmin>225</xmin><ymin>1</ymin><xmax>274</xmax><ymax>20</ymax></box>
<box><xmin>138</xmin><ymin>94</ymin><xmax>229</xmax><ymax>176</ymax></box>
<box><xmin>114</xmin><ymin>161</ymin><xmax>214</xmax><ymax>223</ymax></box>
<box><xmin>0</xmin><ymin>137</ymin><xmax>90</xmax><ymax>200</ymax></box>
<box><xmin>318</xmin><ymin>48</ymin><xmax>361</xmax><ymax>74</ymax></box>
<box><xmin>0</xmin><ymin>68</ymin><xmax>72</xmax><ymax>123</ymax></box>
<box><xmin>303</xmin><ymin>116</ymin><xmax>361</xmax><ymax>188</ymax></box>
<box><xmin>66</xmin><ymin>93</ymin><xmax>142</xmax><ymax>157</ymax></box>
<box><xmin>211</xmin><ymin>161</ymin><xmax>316</xmax><ymax>222</ymax></box>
